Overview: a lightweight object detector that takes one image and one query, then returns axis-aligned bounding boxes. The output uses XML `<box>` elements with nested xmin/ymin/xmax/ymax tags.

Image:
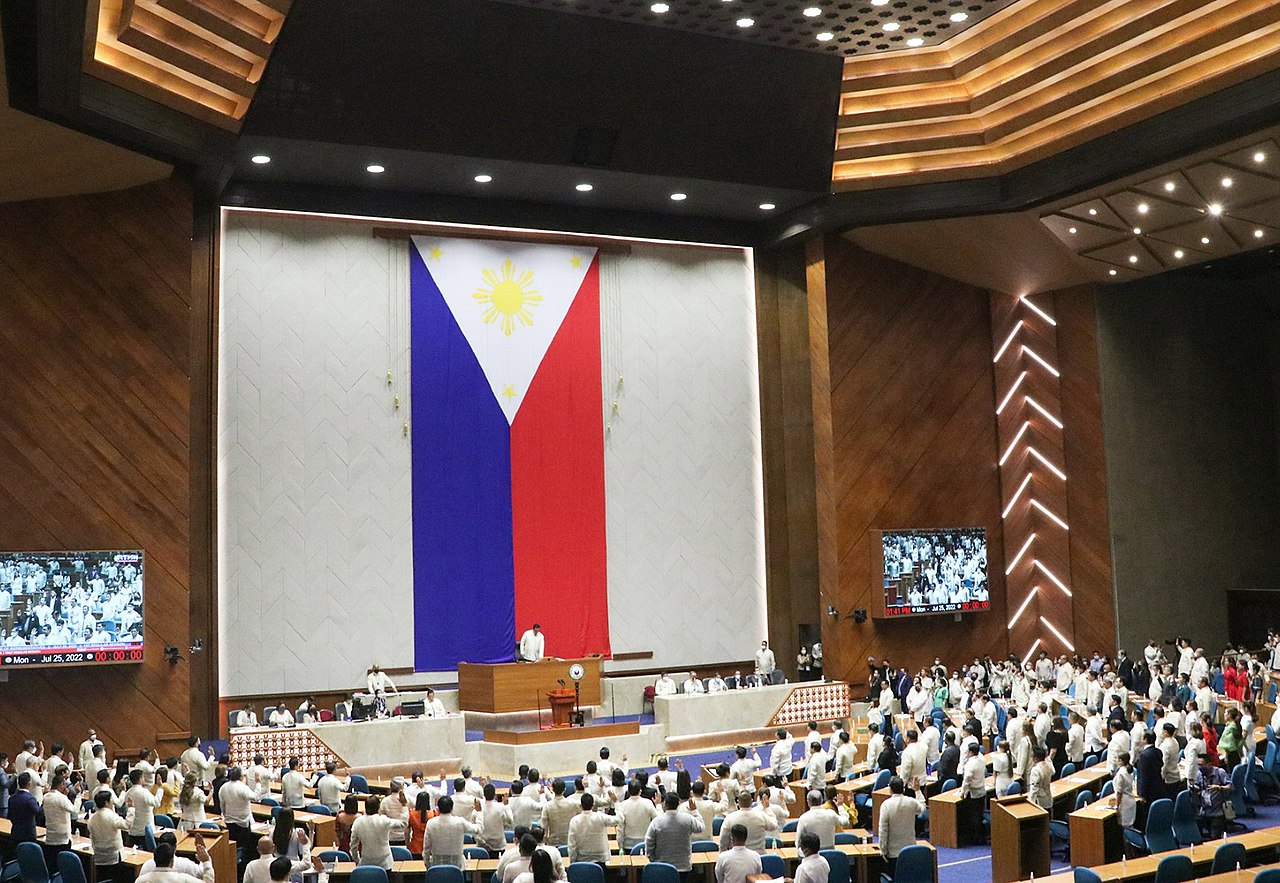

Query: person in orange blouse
<box><xmin>408</xmin><ymin>791</ymin><xmax>436</xmax><ymax>858</ymax></box>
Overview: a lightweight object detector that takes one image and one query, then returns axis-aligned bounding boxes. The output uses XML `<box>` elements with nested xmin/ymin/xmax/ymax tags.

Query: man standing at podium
<box><xmin>519</xmin><ymin>624</ymin><xmax>545</xmax><ymax>662</ymax></box>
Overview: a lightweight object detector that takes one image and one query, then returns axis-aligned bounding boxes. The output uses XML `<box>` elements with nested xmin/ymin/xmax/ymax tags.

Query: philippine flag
<box><xmin>409</xmin><ymin>236</ymin><xmax>610</xmax><ymax>671</ymax></box>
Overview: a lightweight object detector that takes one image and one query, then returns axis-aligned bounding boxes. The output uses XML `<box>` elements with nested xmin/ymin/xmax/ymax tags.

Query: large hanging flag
<box><xmin>409</xmin><ymin>236</ymin><xmax>610</xmax><ymax>670</ymax></box>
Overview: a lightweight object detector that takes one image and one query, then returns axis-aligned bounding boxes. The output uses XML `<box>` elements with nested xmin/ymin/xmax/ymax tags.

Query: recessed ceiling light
<box><xmin>1164</xmin><ymin>181</ymin><xmax>1176</xmax><ymax>192</ymax></box>
<box><xmin>1137</xmin><ymin>203</ymin><xmax>1149</xmax><ymax>214</ymax></box>
<box><xmin>650</xmin><ymin>2</ymin><xmax>668</xmax><ymax>11</ymax></box>
<box><xmin>1128</xmin><ymin>255</ymin><xmax>1138</xmax><ymax>263</ymax></box>
<box><xmin>1208</xmin><ymin>203</ymin><xmax>1223</xmax><ymax>216</ymax></box>
<box><xmin>736</xmin><ymin>17</ymin><xmax>754</xmax><ymax>26</ymax></box>
<box><xmin>670</xmin><ymin>192</ymin><xmax>687</xmax><ymax>201</ymax></box>
<box><xmin>1174</xmin><ymin>250</ymin><xmax>1185</xmax><ymax>259</ymax></box>
<box><xmin>1255</xmin><ymin>229</ymin><xmax>1265</xmax><ymax>238</ymax></box>
<box><xmin>803</xmin><ymin>6</ymin><xmax>821</xmax><ymax>16</ymax></box>
<box><xmin>366</xmin><ymin>164</ymin><xmax>385</xmax><ymax>174</ymax></box>
<box><xmin>950</xmin><ymin>12</ymin><xmax>968</xmax><ymax>22</ymax></box>
<box><xmin>1201</xmin><ymin>236</ymin><xmax>1211</xmax><ymax>244</ymax></box>
<box><xmin>1109</xmin><ymin>269</ymin><xmax>1118</xmax><ymax>276</ymax></box>
<box><xmin>1133</xmin><ymin>228</ymin><xmax>1142</xmax><ymax>235</ymax></box>
<box><xmin>474</xmin><ymin>174</ymin><xmax>493</xmax><ymax>183</ymax></box>
<box><xmin>1255</xmin><ymin>151</ymin><xmax>1267</xmax><ymax>163</ymax></box>
<box><xmin>576</xmin><ymin>183</ymin><xmax>594</xmax><ymax>192</ymax></box>
<box><xmin>250</xmin><ymin>155</ymin><xmax>271</xmax><ymax>164</ymax></box>
<box><xmin>883</xmin><ymin>21</ymin><xmax>900</xmax><ymax>31</ymax></box>
<box><xmin>759</xmin><ymin>202</ymin><xmax>777</xmax><ymax>211</ymax></box>
<box><xmin>906</xmin><ymin>37</ymin><xmax>924</xmax><ymax>46</ymax></box>
<box><xmin>1221</xmin><ymin>177</ymin><xmax>1233</xmax><ymax>188</ymax></box>
<box><xmin>816</xmin><ymin>31</ymin><xmax>834</xmax><ymax>40</ymax></box>
<box><xmin>871</xmin><ymin>0</ymin><xmax>888</xmax><ymax>5</ymax></box>
<box><xmin>1088</xmin><ymin>208</ymin><xmax>1098</xmax><ymax>216</ymax></box>
<box><xmin>1068</xmin><ymin>227</ymin><xmax>1077</xmax><ymax>234</ymax></box>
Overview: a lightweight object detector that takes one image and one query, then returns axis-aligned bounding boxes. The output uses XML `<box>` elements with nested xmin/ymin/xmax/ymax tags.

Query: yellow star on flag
<box><xmin>570</xmin><ymin>256</ymin><xmax>583</xmax><ymax>268</ymax></box>
<box><xmin>429</xmin><ymin>246</ymin><xmax>444</xmax><ymax>261</ymax></box>
<box><xmin>501</xmin><ymin>384</ymin><xmax>517</xmax><ymax>401</ymax></box>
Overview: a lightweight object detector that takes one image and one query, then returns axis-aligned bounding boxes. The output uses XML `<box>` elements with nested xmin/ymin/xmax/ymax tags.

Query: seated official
<box><xmin>654</xmin><ymin>673</ymin><xmax>678</xmax><ymax>697</ymax></box>
<box><xmin>232</xmin><ymin>703</ymin><xmax>258</xmax><ymax>728</ymax></box>
<box><xmin>267</xmin><ymin>703</ymin><xmax>295</xmax><ymax>728</ymax></box>
<box><xmin>424</xmin><ymin>688</ymin><xmax>448</xmax><ymax>717</ymax></box>
<box><xmin>706</xmin><ymin>673</ymin><xmax>728</xmax><ymax>693</ymax></box>
<box><xmin>682</xmin><ymin>671</ymin><xmax>705</xmax><ymax>694</ymax></box>
<box><xmin>334</xmin><ymin>694</ymin><xmax>355</xmax><ymax>721</ymax></box>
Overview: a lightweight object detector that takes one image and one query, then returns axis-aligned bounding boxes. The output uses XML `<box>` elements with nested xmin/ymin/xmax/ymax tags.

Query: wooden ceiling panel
<box><xmin>834</xmin><ymin>0</ymin><xmax>1280</xmax><ymax>189</ymax></box>
<box><xmin>84</xmin><ymin>0</ymin><xmax>290</xmax><ymax>129</ymax></box>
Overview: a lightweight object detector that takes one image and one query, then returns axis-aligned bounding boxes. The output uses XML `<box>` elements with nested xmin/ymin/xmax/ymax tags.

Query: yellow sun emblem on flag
<box><xmin>473</xmin><ymin>259</ymin><xmax>541</xmax><ymax>336</ymax></box>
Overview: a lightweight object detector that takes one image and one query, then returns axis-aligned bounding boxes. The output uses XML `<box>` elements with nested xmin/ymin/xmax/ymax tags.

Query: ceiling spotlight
<box><xmin>1201</xmin><ymin>236</ymin><xmax>1211</xmax><ymax>244</ymax></box>
<box><xmin>1208</xmin><ymin>203</ymin><xmax>1223</xmax><ymax>216</ymax></box>
<box><xmin>250</xmin><ymin>154</ymin><xmax>271</xmax><ymax>164</ymax></box>
<box><xmin>1137</xmin><ymin>203</ymin><xmax>1149</xmax><ymax>214</ymax></box>
<box><xmin>1174</xmin><ymin>250</ymin><xmax>1185</xmax><ymax>259</ymax></box>
<box><xmin>871</xmin><ymin>0</ymin><xmax>888</xmax><ymax>5</ymax></box>
<box><xmin>759</xmin><ymin>202</ymin><xmax>777</xmax><ymax>211</ymax></box>
<box><xmin>650</xmin><ymin>2</ymin><xmax>668</xmax><ymax>11</ymax></box>
<box><xmin>1256</xmin><ymin>229</ymin><xmax>1265</xmax><ymax>238</ymax></box>
<box><xmin>670</xmin><ymin>192</ymin><xmax>687</xmax><ymax>201</ymax></box>
<box><xmin>906</xmin><ymin>37</ymin><xmax>924</xmax><ymax>46</ymax></box>
<box><xmin>736</xmin><ymin>17</ymin><xmax>754</xmax><ymax>26</ymax></box>
<box><xmin>1109</xmin><ymin>269</ymin><xmax>1118</xmax><ymax>276</ymax></box>
<box><xmin>1128</xmin><ymin>255</ymin><xmax>1138</xmax><ymax>263</ymax></box>
<box><xmin>576</xmin><ymin>183</ymin><xmax>594</xmax><ymax>192</ymax></box>
<box><xmin>1255</xmin><ymin>151</ymin><xmax>1267</xmax><ymax>163</ymax></box>
<box><xmin>1088</xmin><ymin>208</ymin><xmax>1098</xmax><ymax>216</ymax></box>
<box><xmin>1068</xmin><ymin>227</ymin><xmax>1077</xmax><ymax>234</ymax></box>
<box><xmin>883</xmin><ymin>21</ymin><xmax>900</xmax><ymax>30</ymax></box>
<box><xmin>474</xmin><ymin>174</ymin><xmax>493</xmax><ymax>183</ymax></box>
<box><xmin>366</xmin><ymin>164</ymin><xmax>385</xmax><ymax>174</ymax></box>
<box><xmin>1164</xmin><ymin>181</ymin><xmax>1176</xmax><ymax>192</ymax></box>
<box><xmin>1221</xmin><ymin>177</ymin><xmax>1233</xmax><ymax>188</ymax></box>
<box><xmin>816</xmin><ymin>31</ymin><xmax>834</xmax><ymax>41</ymax></box>
<box><xmin>1133</xmin><ymin>228</ymin><xmax>1142</xmax><ymax>235</ymax></box>
<box><xmin>803</xmin><ymin>6</ymin><xmax>821</xmax><ymax>15</ymax></box>
<box><xmin>950</xmin><ymin>12</ymin><xmax>968</xmax><ymax>21</ymax></box>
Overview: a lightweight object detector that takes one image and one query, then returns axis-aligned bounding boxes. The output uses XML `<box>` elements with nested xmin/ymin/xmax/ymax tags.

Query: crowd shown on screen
<box><xmin>0</xmin><ymin>555</ymin><xmax>142</xmax><ymax>648</ymax></box>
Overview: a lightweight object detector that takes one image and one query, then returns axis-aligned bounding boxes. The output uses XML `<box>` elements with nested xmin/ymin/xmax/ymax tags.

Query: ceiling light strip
<box><xmin>996</xmin><ymin>371</ymin><xmax>1028</xmax><ymax>415</ymax></box>
<box><xmin>993</xmin><ymin>321</ymin><xmax>1023</xmax><ymax>363</ymax></box>
<box><xmin>1021</xmin><ymin>345</ymin><xmax>1061</xmax><ymax>378</ymax></box>
<box><xmin>1008</xmin><ymin>586</ymin><xmax>1038</xmax><ymax>630</ymax></box>
<box><xmin>999</xmin><ymin>421</ymin><xmax>1030</xmax><ymax>466</ymax></box>
<box><xmin>1030</xmin><ymin>498</ymin><xmax>1069</xmax><ymax>530</ymax></box>
<box><xmin>1039</xmin><ymin>616</ymin><xmax>1075</xmax><ymax>652</ymax></box>
<box><xmin>1025</xmin><ymin>396</ymin><xmax>1064</xmax><ymax>429</ymax></box>
<box><xmin>1021</xmin><ymin>296</ymin><xmax>1057</xmax><ymax>327</ymax></box>
<box><xmin>1033</xmin><ymin>559</ymin><xmax>1072</xmax><ymax>597</ymax></box>
<box><xmin>1001</xmin><ymin>472</ymin><xmax>1034</xmax><ymax>520</ymax></box>
<box><xmin>1005</xmin><ymin>532</ymin><xmax>1037</xmax><ymax>575</ymax></box>
<box><xmin>1027</xmin><ymin>447</ymin><xmax>1067</xmax><ymax>481</ymax></box>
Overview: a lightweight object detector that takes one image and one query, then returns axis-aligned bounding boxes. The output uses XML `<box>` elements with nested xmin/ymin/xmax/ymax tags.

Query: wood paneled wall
<box><xmin>814</xmin><ymin>236</ymin><xmax>1010</xmax><ymax>688</ymax></box>
<box><xmin>0</xmin><ymin>177</ymin><xmax>196</xmax><ymax>756</ymax></box>
<box><xmin>808</xmin><ymin>240</ymin><xmax>1118</xmax><ymax>689</ymax></box>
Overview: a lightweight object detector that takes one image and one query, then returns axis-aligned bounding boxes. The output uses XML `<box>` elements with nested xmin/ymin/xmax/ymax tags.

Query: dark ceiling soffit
<box><xmin>1</xmin><ymin>0</ymin><xmax>236</xmax><ymax>190</ymax></box>
<box><xmin>220</xmin><ymin>180</ymin><xmax>766</xmax><ymax>248</ymax></box>
<box><xmin>764</xmin><ymin>65</ymin><xmax>1280</xmax><ymax>249</ymax></box>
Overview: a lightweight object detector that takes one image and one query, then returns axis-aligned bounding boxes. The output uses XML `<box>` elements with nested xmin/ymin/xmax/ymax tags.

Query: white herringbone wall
<box><xmin>600</xmin><ymin>246</ymin><xmax>766</xmax><ymax>672</ymax></box>
<box><xmin>219</xmin><ymin>212</ymin><xmax>414</xmax><ymax>696</ymax></box>
<box><xmin>219</xmin><ymin>216</ymin><xmax>766</xmax><ymax>695</ymax></box>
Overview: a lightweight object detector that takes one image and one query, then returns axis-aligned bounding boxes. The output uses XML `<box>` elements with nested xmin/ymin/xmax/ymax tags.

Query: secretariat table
<box><xmin>458</xmin><ymin>657</ymin><xmax>602</xmax><ymax>713</ymax></box>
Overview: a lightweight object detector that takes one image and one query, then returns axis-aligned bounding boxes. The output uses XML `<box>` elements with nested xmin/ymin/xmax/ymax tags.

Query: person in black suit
<box><xmin>1117</xmin><ymin>650</ymin><xmax>1135</xmax><ymax>691</ymax></box>
<box><xmin>935</xmin><ymin>732</ymin><xmax>961</xmax><ymax>787</ymax></box>
<box><xmin>1045</xmin><ymin>719</ymin><xmax>1069</xmax><ymax>776</ymax></box>
<box><xmin>1107</xmin><ymin>695</ymin><xmax>1128</xmax><ymax>730</ymax></box>
<box><xmin>1136</xmin><ymin>730</ymin><xmax>1165</xmax><ymax>804</ymax></box>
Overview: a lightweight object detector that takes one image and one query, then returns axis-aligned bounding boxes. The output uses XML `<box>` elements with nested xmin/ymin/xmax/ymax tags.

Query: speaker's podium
<box><xmin>457</xmin><ymin>657</ymin><xmax>602</xmax><ymax>713</ymax></box>
<box><xmin>547</xmin><ymin>688</ymin><xmax>576</xmax><ymax>728</ymax></box>
<box><xmin>990</xmin><ymin>796</ymin><xmax>1049</xmax><ymax>883</ymax></box>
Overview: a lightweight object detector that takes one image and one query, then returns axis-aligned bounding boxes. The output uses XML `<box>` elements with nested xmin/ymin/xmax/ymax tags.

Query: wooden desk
<box><xmin>991</xmin><ymin>798</ymin><xmax>1049</xmax><ymax>883</ymax></box>
<box><xmin>1069</xmin><ymin>798</ymin><xmax>1122</xmax><ymax>868</ymax></box>
<box><xmin>458</xmin><ymin>658</ymin><xmax>602</xmax><ymax>713</ymax></box>
<box><xmin>1016</xmin><ymin>827</ymin><xmax>1280</xmax><ymax>882</ymax></box>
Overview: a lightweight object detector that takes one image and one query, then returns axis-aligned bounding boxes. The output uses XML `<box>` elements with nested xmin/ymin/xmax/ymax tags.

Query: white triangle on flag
<box><xmin>412</xmin><ymin>236</ymin><xmax>597</xmax><ymax>424</ymax></box>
